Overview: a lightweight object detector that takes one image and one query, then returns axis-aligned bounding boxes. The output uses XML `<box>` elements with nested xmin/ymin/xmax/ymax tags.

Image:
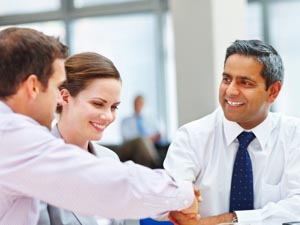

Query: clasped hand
<box><xmin>168</xmin><ymin>187</ymin><xmax>202</xmax><ymax>225</ymax></box>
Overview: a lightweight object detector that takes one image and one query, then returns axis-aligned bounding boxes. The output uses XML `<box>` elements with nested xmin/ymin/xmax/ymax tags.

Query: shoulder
<box><xmin>179</xmin><ymin>108</ymin><xmax>222</xmax><ymax>136</ymax></box>
<box><xmin>0</xmin><ymin>112</ymin><xmax>45</xmax><ymax>131</ymax></box>
<box><xmin>271</xmin><ymin>112</ymin><xmax>300</xmax><ymax>131</ymax></box>
<box><xmin>92</xmin><ymin>142</ymin><xmax>120</xmax><ymax>161</ymax></box>
<box><xmin>0</xmin><ymin>112</ymin><xmax>54</xmax><ymax>145</ymax></box>
<box><xmin>271</xmin><ymin>112</ymin><xmax>300</xmax><ymax>147</ymax></box>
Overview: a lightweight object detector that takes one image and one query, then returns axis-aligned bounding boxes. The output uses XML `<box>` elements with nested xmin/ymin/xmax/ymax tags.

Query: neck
<box><xmin>57</xmin><ymin>120</ymin><xmax>89</xmax><ymax>150</ymax></box>
<box><xmin>4</xmin><ymin>92</ymin><xmax>29</xmax><ymax>115</ymax></box>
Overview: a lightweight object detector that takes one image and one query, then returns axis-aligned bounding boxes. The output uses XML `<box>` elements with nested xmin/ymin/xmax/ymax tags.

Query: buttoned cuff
<box><xmin>174</xmin><ymin>180</ymin><xmax>195</xmax><ymax>211</ymax></box>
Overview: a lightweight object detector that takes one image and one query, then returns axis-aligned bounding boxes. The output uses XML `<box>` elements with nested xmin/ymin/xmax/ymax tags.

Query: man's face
<box><xmin>134</xmin><ymin>96</ymin><xmax>144</xmax><ymax>115</ymax></box>
<box><xmin>34</xmin><ymin>59</ymin><xmax>66</xmax><ymax>129</ymax></box>
<box><xmin>219</xmin><ymin>54</ymin><xmax>277</xmax><ymax>129</ymax></box>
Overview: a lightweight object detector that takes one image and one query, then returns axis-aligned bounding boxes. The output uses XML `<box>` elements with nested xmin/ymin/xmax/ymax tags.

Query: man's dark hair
<box><xmin>225</xmin><ymin>39</ymin><xmax>284</xmax><ymax>90</ymax></box>
<box><xmin>0</xmin><ymin>27</ymin><xmax>68</xmax><ymax>98</ymax></box>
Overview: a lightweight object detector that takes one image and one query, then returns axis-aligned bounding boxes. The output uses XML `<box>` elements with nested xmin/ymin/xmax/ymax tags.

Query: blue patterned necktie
<box><xmin>229</xmin><ymin>131</ymin><xmax>256</xmax><ymax>212</ymax></box>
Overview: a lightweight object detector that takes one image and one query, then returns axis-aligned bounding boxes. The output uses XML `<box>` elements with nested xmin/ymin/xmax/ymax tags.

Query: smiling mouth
<box><xmin>90</xmin><ymin>122</ymin><xmax>106</xmax><ymax>131</ymax></box>
<box><xmin>226</xmin><ymin>100</ymin><xmax>244</xmax><ymax>106</ymax></box>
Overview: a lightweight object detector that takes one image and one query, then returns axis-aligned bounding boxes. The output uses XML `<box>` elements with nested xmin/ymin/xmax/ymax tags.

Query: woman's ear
<box><xmin>267</xmin><ymin>81</ymin><xmax>282</xmax><ymax>103</ymax></box>
<box><xmin>60</xmin><ymin>89</ymin><xmax>71</xmax><ymax>105</ymax></box>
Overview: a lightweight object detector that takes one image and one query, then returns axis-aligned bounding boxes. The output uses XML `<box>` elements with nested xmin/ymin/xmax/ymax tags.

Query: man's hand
<box><xmin>168</xmin><ymin>186</ymin><xmax>202</xmax><ymax>225</ymax></box>
<box><xmin>169</xmin><ymin>212</ymin><xmax>235</xmax><ymax>225</ymax></box>
<box><xmin>168</xmin><ymin>210</ymin><xmax>200</xmax><ymax>225</ymax></box>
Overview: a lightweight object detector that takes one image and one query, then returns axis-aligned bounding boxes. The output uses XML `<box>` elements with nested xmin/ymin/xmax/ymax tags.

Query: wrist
<box><xmin>232</xmin><ymin>212</ymin><xmax>238</xmax><ymax>223</ymax></box>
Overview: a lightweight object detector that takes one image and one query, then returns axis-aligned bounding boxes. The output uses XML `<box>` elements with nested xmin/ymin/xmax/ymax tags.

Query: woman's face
<box><xmin>61</xmin><ymin>78</ymin><xmax>121</xmax><ymax>142</ymax></box>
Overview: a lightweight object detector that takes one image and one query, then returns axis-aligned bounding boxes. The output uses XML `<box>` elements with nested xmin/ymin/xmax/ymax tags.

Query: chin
<box><xmin>223</xmin><ymin>113</ymin><xmax>239</xmax><ymax>123</ymax></box>
<box><xmin>91</xmin><ymin>133</ymin><xmax>103</xmax><ymax>142</ymax></box>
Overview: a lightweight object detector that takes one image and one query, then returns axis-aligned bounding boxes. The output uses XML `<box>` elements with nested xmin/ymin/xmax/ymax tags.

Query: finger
<box><xmin>168</xmin><ymin>214</ymin><xmax>179</xmax><ymax>225</ymax></box>
<box><xmin>198</xmin><ymin>195</ymin><xmax>203</xmax><ymax>202</ymax></box>
<box><xmin>193</xmin><ymin>186</ymin><xmax>202</xmax><ymax>202</ymax></box>
<box><xmin>193</xmin><ymin>186</ymin><xmax>200</xmax><ymax>196</ymax></box>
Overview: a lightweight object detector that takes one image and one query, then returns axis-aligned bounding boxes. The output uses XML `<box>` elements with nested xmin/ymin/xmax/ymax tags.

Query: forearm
<box><xmin>236</xmin><ymin>196</ymin><xmax>300</xmax><ymax>223</ymax></box>
<box><xmin>197</xmin><ymin>213</ymin><xmax>234</xmax><ymax>225</ymax></box>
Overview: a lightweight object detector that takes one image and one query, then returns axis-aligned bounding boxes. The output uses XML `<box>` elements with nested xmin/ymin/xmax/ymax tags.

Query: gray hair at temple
<box><xmin>224</xmin><ymin>39</ymin><xmax>284</xmax><ymax>90</ymax></box>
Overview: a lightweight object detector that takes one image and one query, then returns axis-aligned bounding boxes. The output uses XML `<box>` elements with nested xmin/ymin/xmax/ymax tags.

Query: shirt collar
<box><xmin>222</xmin><ymin>112</ymin><xmax>273</xmax><ymax>151</ymax></box>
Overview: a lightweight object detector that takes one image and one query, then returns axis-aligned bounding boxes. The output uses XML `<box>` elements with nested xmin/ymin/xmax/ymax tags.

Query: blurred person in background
<box><xmin>120</xmin><ymin>95</ymin><xmax>169</xmax><ymax>168</ymax></box>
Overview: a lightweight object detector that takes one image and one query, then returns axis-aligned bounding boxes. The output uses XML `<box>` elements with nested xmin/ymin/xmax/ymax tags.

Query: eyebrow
<box><xmin>222</xmin><ymin>72</ymin><xmax>230</xmax><ymax>77</ymax></box>
<box><xmin>93</xmin><ymin>97</ymin><xmax>107</xmax><ymax>103</ymax></box>
<box><xmin>93</xmin><ymin>98</ymin><xmax>121</xmax><ymax>105</ymax></box>
<box><xmin>222</xmin><ymin>72</ymin><xmax>254</xmax><ymax>81</ymax></box>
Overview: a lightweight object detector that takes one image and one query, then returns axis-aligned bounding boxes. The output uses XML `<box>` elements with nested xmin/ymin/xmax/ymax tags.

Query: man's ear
<box><xmin>23</xmin><ymin>74</ymin><xmax>40</xmax><ymax>100</ymax></box>
<box><xmin>60</xmin><ymin>89</ymin><xmax>70</xmax><ymax>105</ymax></box>
<box><xmin>267</xmin><ymin>81</ymin><xmax>282</xmax><ymax>103</ymax></box>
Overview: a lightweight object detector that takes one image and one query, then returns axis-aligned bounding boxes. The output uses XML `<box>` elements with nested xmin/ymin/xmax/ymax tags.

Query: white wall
<box><xmin>169</xmin><ymin>0</ymin><xmax>247</xmax><ymax>126</ymax></box>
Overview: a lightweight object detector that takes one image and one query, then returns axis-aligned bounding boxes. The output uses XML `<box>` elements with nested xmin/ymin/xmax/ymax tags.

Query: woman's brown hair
<box><xmin>57</xmin><ymin>52</ymin><xmax>121</xmax><ymax>113</ymax></box>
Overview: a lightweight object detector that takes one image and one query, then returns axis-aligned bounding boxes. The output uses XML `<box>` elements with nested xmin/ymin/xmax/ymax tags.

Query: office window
<box><xmin>0</xmin><ymin>21</ymin><xmax>66</xmax><ymax>43</ymax></box>
<box><xmin>245</xmin><ymin>1</ymin><xmax>263</xmax><ymax>39</ymax></box>
<box><xmin>269</xmin><ymin>1</ymin><xmax>300</xmax><ymax>116</ymax></box>
<box><xmin>0</xmin><ymin>0</ymin><xmax>60</xmax><ymax>15</ymax></box>
<box><xmin>247</xmin><ymin>0</ymin><xmax>300</xmax><ymax>117</ymax></box>
<box><xmin>74</xmin><ymin>0</ymin><xmax>141</xmax><ymax>7</ymax></box>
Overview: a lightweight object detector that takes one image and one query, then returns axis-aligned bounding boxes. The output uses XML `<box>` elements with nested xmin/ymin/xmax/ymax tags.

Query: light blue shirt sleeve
<box><xmin>0</xmin><ymin>102</ymin><xmax>195</xmax><ymax>224</ymax></box>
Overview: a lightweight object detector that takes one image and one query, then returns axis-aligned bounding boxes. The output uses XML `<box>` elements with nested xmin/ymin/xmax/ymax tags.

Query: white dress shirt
<box><xmin>0</xmin><ymin>101</ymin><xmax>194</xmax><ymax>225</ymax></box>
<box><xmin>164</xmin><ymin>107</ymin><xmax>300</xmax><ymax>224</ymax></box>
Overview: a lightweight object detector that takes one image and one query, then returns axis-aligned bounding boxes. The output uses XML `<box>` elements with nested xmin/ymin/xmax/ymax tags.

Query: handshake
<box><xmin>168</xmin><ymin>186</ymin><xmax>202</xmax><ymax>225</ymax></box>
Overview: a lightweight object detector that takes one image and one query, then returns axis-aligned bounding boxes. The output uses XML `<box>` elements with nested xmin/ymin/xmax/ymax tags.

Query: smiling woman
<box><xmin>56</xmin><ymin>52</ymin><xmax>122</xmax><ymax>150</ymax></box>
<box><xmin>38</xmin><ymin>52</ymin><xmax>123</xmax><ymax>225</ymax></box>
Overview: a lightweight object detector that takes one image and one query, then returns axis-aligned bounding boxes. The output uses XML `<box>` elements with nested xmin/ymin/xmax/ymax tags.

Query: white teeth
<box><xmin>227</xmin><ymin>100</ymin><xmax>243</xmax><ymax>106</ymax></box>
<box><xmin>92</xmin><ymin>122</ymin><xmax>105</xmax><ymax>129</ymax></box>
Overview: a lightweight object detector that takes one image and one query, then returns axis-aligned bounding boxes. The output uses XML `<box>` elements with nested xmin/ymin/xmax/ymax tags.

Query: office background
<box><xmin>0</xmin><ymin>0</ymin><xmax>299</xmax><ymax>145</ymax></box>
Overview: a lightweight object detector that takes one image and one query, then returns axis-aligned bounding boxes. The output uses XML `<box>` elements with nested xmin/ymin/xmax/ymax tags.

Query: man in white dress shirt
<box><xmin>165</xmin><ymin>40</ymin><xmax>300</xmax><ymax>225</ymax></box>
<box><xmin>0</xmin><ymin>27</ymin><xmax>199</xmax><ymax>225</ymax></box>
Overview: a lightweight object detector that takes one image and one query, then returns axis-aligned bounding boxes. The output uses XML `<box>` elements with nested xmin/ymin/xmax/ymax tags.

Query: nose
<box><xmin>99</xmin><ymin>108</ymin><xmax>114</xmax><ymax>123</ymax></box>
<box><xmin>226</xmin><ymin>81</ymin><xmax>240</xmax><ymax>96</ymax></box>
